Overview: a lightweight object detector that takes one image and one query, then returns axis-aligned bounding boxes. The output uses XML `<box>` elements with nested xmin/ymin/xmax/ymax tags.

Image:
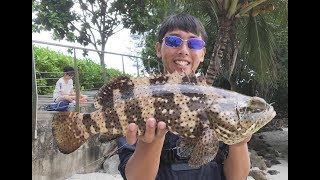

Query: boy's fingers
<box><xmin>156</xmin><ymin>121</ymin><xmax>167</xmax><ymax>138</ymax></box>
<box><xmin>140</xmin><ymin>118</ymin><xmax>156</xmax><ymax>143</ymax></box>
<box><xmin>126</xmin><ymin>123</ymin><xmax>137</xmax><ymax>145</ymax></box>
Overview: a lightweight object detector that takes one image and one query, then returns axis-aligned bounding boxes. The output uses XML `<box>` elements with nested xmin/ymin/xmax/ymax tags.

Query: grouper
<box><xmin>52</xmin><ymin>72</ymin><xmax>276</xmax><ymax>167</ymax></box>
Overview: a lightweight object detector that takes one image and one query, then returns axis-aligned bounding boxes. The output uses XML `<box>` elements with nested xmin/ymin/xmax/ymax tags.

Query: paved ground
<box><xmin>66</xmin><ymin>173</ymin><xmax>123</xmax><ymax>180</ymax></box>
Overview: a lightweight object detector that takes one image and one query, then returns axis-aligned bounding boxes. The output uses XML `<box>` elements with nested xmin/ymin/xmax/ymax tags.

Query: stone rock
<box><xmin>267</xmin><ymin>170</ymin><xmax>280</xmax><ymax>175</ymax></box>
<box><xmin>249</xmin><ymin>169</ymin><xmax>267</xmax><ymax>180</ymax></box>
<box><xmin>250</xmin><ymin>150</ymin><xmax>267</xmax><ymax>170</ymax></box>
<box><xmin>103</xmin><ymin>155</ymin><xmax>120</xmax><ymax>174</ymax></box>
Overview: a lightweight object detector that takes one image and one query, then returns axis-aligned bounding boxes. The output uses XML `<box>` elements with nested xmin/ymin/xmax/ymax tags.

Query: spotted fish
<box><xmin>52</xmin><ymin>72</ymin><xmax>276</xmax><ymax>167</ymax></box>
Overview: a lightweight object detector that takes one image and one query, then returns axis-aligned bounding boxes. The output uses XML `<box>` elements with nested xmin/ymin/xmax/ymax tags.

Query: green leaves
<box><xmin>33</xmin><ymin>45</ymin><xmax>124</xmax><ymax>94</ymax></box>
<box><xmin>33</xmin><ymin>0</ymin><xmax>125</xmax><ymax>81</ymax></box>
<box><xmin>233</xmin><ymin>14</ymin><xmax>280</xmax><ymax>97</ymax></box>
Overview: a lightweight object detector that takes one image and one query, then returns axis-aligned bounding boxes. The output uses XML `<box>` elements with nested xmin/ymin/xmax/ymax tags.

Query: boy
<box><xmin>53</xmin><ymin>66</ymin><xmax>87</xmax><ymax>103</ymax></box>
<box><xmin>117</xmin><ymin>13</ymin><xmax>251</xmax><ymax>180</ymax></box>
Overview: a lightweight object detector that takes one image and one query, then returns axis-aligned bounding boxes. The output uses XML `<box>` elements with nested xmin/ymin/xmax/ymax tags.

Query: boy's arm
<box><xmin>124</xmin><ymin>118</ymin><xmax>167</xmax><ymax>180</ymax></box>
<box><xmin>70</xmin><ymin>90</ymin><xmax>75</xmax><ymax>96</ymax></box>
<box><xmin>223</xmin><ymin>136</ymin><xmax>251</xmax><ymax>180</ymax></box>
<box><xmin>53</xmin><ymin>79</ymin><xmax>62</xmax><ymax>100</ymax></box>
<box><xmin>69</xmin><ymin>80</ymin><xmax>75</xmax><ymax>95</ymax></box>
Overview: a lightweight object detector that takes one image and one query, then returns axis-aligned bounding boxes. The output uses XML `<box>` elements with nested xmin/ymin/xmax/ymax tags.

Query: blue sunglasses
<box><xmin>163</xmin><ymin>36</ymin><xmax>205</xmax><ymax>50</ymax></box>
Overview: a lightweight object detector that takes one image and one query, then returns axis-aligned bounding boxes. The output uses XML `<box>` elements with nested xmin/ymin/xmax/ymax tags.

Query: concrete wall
<box><xmin>32</xmin><ymin>112</ymin><xmax>114</xmax><ymax>180</ymax></box>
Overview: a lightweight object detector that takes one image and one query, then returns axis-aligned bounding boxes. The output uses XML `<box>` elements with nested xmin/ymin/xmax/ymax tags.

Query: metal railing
<box><xmin>32</xmin><ymin>40</ymin><xmax>162</xmax><ymax>76</ymax></box>
<box><xmin>32</xmin><ymin>40</ymin><xmax>162</xmax><ymax>139</ymax></box>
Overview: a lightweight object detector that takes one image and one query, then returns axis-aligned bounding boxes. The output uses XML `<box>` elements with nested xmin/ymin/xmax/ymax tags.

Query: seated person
<box><xmin>53</xmin><ymin>66</ymin><xmax>88</xmax><ymax>103</ymax></box>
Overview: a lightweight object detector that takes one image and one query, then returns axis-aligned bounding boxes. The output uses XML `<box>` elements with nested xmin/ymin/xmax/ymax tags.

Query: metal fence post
<box><xmin>136</xmin><ymin>58</ymin><xmax>139</xmax><ymax>76</ymax></box>
<box><xmin>122</xmin><ymin>56</ymin><xmax>125</xmax><ymax>74</ymax></box>
<box><xmin>32</xmin><ymin>45</ymin><xmax>38</xmax><ymax>140</ymax></box>
<box><xmin>73</xmin><ymin>48</ymin><xmax>80</xmax><ymax>112</ymax></box>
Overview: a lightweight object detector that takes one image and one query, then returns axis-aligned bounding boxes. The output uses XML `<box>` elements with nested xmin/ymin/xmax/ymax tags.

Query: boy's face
<box><xmin>64</xmin><ymin>72</ymin><xmax>74</xmax><ymax>79</ymax></box>
<box><xmin>156</xmin><ymin>29</ymin><xmax>206</xmax><ymax>75</ymax></box>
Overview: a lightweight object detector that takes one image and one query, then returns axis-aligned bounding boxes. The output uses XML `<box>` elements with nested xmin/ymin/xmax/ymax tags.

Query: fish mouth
<box><xmin>238</xmin><ymin>100</ymin><xmax>273</xmax><ymax>114</ymax></box>
<box><xmin>237</xmin><ymin>104</ymin><xmax>276</xmax><ymax>121</ymax></box>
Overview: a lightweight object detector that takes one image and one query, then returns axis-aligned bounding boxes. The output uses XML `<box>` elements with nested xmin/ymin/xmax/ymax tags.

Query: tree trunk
<box><xmin>99</xmin><ymin>53</ymin><xmax>107</xmax><ymax>83</ymax></box>
<box><xmin>205</xmin><ymin>16</ymin><xmax>233</xmax><ymax>86</ymax></box>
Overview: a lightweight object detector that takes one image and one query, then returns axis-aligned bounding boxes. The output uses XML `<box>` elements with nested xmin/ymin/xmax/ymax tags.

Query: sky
<box><xmin>32</xmin><ymin>28</ymin><xmax>144</xmax><ymax>76</ymax></box>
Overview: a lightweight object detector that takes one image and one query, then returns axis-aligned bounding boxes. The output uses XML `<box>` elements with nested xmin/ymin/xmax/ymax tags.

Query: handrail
<box><xmin>32</xmin><ymin>39</ymin><xmax>163</xmax><ymax>138</ymax></box>
<box><xmin>32</xmin><ymin>39</ymin><xmax>148</xmax><ymax>59</ymax></box>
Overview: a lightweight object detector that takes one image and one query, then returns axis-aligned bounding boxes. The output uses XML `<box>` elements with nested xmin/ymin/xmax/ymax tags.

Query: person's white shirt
<box><xmin>53</xmin><ymin>77</ymin><xmax>73</xmax><ymax>102</ymax></box>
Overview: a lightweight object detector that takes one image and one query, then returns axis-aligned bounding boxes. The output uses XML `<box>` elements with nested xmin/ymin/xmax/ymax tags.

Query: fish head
<box><xmin>206</xmin><ymin>94</ymin><xmax>276</xmax><ymax>144</ymax></box>
<box><xmin>234</xmin><ymin>96</ymin><xmax>276</xmax><ymax>128</ymax></box>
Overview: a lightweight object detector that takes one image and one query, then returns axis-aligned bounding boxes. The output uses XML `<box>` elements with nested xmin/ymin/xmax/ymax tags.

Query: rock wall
<box><xmin>32</xmin><ymin>112</ymin><xmax>113</xmax><ymax>180</ymax></box>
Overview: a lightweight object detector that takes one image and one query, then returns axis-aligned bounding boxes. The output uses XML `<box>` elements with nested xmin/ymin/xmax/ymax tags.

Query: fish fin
<box><xmin>188</xmin><ymin>128</ymin><xmax>219</xmax><ymax>167</ymax></box>
<box><xmin>94</xmin><ymin>71</ymin><xmax>205</xmax><ymax>109</ymax></box>
<box><xmin>94</xmin><ymin>76</ymin><xmax>135</xmax><ymax>109</ymax></box>
<box><xmin>94</xmin><ymin>74</ymin><xmax>170</xmax><ymax>109</ymax></box>
<box><xmin>197</xmin><ymin>73</ymin><xmax>207</xmax><ymax>85</ymax></box>
<box><xmin>167</xmin><ymin>71</ymin><xmax>198</xmax><ymax>84</ymax></box>
<box><xmin>52</xmin><ymin>112</ymin><xmax>93</xmax><ymax>154</ymax></box>
<box><xmin>176</xmin><ymin>137</ymin><xmax>198</xmax><ymax>159</ymax></box>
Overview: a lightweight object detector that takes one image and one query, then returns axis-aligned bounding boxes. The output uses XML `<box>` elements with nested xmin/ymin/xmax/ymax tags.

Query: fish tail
<box><xmin>52</xmin><ymin>112</ymin><xmax>93</xmax><ymax>154</ymax></box>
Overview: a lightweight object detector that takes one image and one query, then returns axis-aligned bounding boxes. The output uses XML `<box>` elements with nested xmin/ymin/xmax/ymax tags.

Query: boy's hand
<box><xmin>126</xmin><ymin>118</ymin><xmax>167</xmax><ymax>145</ymax></box>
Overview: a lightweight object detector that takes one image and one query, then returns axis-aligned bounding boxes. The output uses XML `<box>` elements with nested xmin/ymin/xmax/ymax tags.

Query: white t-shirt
<box><xmin>53</xmin><ymin>77</ymin><xmax>74</xmax><ymax>101</ymax></box>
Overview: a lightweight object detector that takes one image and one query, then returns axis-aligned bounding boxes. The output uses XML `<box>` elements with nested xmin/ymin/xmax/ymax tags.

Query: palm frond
<box><xmin>240</xmin><ymin>15</ymin><xmax>278</xmax><ymax>88</ymax></box>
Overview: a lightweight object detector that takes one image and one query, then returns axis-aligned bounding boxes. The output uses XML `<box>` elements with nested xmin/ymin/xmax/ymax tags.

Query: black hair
<box><xmin>63</xmin><ymin>66</ymin><xmax>74</xmax><ymax>73</ymax></box>
<box><xmin>157</xmin><ymin>13</ymin><xmax>208</xmax><ymax>43</ymax></box>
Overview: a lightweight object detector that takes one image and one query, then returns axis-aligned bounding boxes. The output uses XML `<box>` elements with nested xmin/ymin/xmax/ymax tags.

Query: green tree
<box><xmin>112</xmin><ymin>0</ymin><xmax>187</xmax><ymax>73</ymax></box>
<box><xmin>33</xmin><ymin>45</ymin><xmax>125</xmax><ymax>94</ymax></box>
<box><xmin>175</xmin><ymin>0</ymin><xmax>287</xmax><ymax>90</ymax></box>
<box><xmin>33</xmin><ymin>0</ymin><xmax>123</xmax><ymax>82</ymax></box>
<box><xmin>114</xmin><ymin>0</ymin><xmax>287</xmax><ymax>98</ymax></box>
